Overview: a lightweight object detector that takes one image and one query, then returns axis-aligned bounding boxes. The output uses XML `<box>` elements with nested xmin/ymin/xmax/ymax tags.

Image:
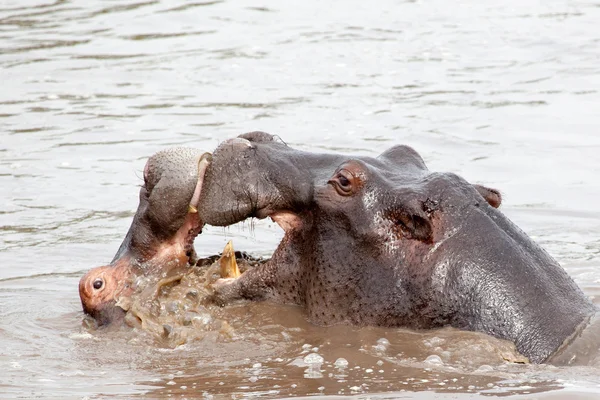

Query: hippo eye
<box><xmin>330</xmin><ymin>170</ymin><xmax>356</xmax><ymax>196</ymax></box>
<box><xmin>93</xmin><ymin>278</ymin><xmax>104</xmax><ymax>290</ymax></box>
<box><xmin>338</xmin><ymin>175</ymin><xmax>350</xmax><ymax>188</ymax></box>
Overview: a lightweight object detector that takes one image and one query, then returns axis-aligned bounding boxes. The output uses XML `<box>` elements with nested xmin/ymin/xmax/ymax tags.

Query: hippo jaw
<box><xmin>201</xmin><ymin>132</ymin><xmax>596</xmax><ymax>364</ymax></box>
<box><xmin>79</xmin><ymin>149</ymin><xmax>212</xmax><ymax>326</ymax></box>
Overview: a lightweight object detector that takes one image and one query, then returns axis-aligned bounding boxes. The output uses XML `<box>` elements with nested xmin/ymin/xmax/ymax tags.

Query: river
<box><xmin>1</xmin><ymin>0</ymin><xmax>600</xmax><ymax>398</ymax></box>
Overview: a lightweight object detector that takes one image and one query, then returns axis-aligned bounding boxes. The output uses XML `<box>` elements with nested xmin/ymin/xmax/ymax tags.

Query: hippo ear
<box><xmin>378</xmin><ymin>145</ymin><xmax>427</xmax><ymax>170</ymax></box>
<box><xmin>473</xmin><ymin>184</ymin><xmax>502</xmax><ymax>208</ymax></box>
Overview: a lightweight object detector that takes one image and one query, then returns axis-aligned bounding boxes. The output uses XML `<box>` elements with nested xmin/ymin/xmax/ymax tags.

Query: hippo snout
<box><xmin>79</xmin><ymin>265</ymin><xmax>130</xmax><ymax>326</ymax></box>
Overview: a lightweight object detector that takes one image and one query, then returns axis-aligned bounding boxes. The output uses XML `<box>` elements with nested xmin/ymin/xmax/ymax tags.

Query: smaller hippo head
<box><xmin>199</xmin><ymin>132</ymin><xmax>595</xmax><ymax>364</ymax></box>
<box><xmin>79</xmin><ymin>148</ymin><xmax>211</xmax><ymax>325</ymax></box>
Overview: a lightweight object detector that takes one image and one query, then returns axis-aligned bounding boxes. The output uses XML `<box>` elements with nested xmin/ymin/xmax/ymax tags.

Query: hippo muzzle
<box><xmin>79</xmin><ymin>148</ymin><xmax>212</xmax><ymax>326</ymax></box>
<box><xmin>198</xmin><ymin>132</ymin><xmax>596</xmax><ymax>364</ymax></box>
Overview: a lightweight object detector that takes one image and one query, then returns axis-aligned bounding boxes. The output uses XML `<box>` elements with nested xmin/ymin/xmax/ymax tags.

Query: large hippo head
<box><xmin>199</xmin><ymin>132</ymin><xmax>596</xmax><ymax>364</ymax></box>
<box><xmin>79</xmin><ymin>148</ymin><xmax>211</xmax><ymax>325</ymax></box>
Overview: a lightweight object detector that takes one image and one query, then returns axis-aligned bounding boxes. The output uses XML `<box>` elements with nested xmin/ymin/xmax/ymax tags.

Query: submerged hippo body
<box><xmin>79</xmin><ymin>148</ymin><xmax>211</xmax><ymax>325</ymax></box>
<box><xmin>199</xmin><ymin>132</ymin><xmax>596</xmax><ymax>364</ymax></box>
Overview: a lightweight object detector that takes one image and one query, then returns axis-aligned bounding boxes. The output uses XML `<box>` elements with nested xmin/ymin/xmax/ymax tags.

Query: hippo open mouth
<box><xmin>78</xmin><ymin>148</ymin><xmax>211</xmax><ymax>326</ymax></box>
<box><xmin>195</xmin><ymin>132</ymin><xmax>596</xmax><ymax>364</ymax></box>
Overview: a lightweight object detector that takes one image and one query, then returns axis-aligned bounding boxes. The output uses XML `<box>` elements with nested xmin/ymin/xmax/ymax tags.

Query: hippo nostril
<box><xmin>93</xmin><ymin>278</ymin><xmax>104</xmax><ymax>290</ymax></box>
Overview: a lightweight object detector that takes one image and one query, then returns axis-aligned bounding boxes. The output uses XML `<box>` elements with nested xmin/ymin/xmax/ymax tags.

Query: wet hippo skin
<box><xmin>199</xmin><ymin>132</ymin><xmax>597</xmax><ymax>364</ymax></box>
<box><xmin>79</xmin><ymin>148</ymin><xmax>211</xmax><ymax>325</ymax></box>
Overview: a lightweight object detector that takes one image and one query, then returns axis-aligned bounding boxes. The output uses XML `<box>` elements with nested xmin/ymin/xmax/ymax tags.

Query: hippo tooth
<box><xmin>227</xmin><ymin>137</ymin><xmax>253</xmax><ymax>148</ymax></box>
<box><xmin>219</xmin><ymin>240</ymin><xmax>241</xmax><ymax>279</ymax></box>
<box><xmin>188</xmin><ymin>152</ymin><xmax>212</xmax><ymax>213</ymax></box>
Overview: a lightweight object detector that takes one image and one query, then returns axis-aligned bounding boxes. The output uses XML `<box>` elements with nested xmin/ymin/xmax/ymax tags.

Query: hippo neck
<box><xmin>454</xmin><ymin>273</ymin><xmax>595</xmax><ymax>363</ymax></box>
<box><xmin>112</xmin><ymin>212</ymin><xmax>152</xmax><ymax>266</ymax></box>
<box><xmin>436</xmin><ymin>233</ymin><xmax>596</xmax><ymax>363</ymax></box>
<box><xmin>307</xmin><ymin>219</ymin><xmax>596</xmax><ymax>363</ymax></box>
<box><xmin>112</xmin><ymin>213</ymin><xmax>189</xmax><ymax>274</ymax></box>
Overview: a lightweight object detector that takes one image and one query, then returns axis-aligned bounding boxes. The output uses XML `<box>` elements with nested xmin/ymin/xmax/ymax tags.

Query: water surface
<box><xmin>1</xmin><ymin>0</ymin><xmax>600</xmax><ymax>398</ymax></box>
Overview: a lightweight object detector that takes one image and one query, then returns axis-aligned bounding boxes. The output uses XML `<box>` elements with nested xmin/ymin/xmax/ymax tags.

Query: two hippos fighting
<box><xmin>79</xmin><ymin>132</ymin><xmax>600</xmax><ymax>365</ymax></box>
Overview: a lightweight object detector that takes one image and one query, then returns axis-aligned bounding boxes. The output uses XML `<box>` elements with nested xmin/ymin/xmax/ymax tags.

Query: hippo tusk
<box><xmin>188</xmin><ymin>152</ymin><xmax>212</xmax><ymax>214</ymax></box>
<box><xmin>227</xmin><ymin>137</ymin><xmax>254</xmax><ymax>148</ymax></box>
<box><xmin>219</xmin><ymin>240</ymin><xmax>241</xmax><ymax>279</ymax></box>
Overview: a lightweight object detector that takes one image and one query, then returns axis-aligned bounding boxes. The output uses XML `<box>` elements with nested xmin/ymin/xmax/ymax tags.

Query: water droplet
<box><xmin>373</xmin><ymin>344</ymin><xmax>387</xmax><ymax>352</ymax></box>
<box><xmin>334</xmin><ymin>358</ymin><xmax>349</xmax><ymax>368</ymax></box>
<box><xmin>303</xmin><ymin>353</ymin><xmax>324</xmax><ymax>365</ymax></box>
<box><xmin>192</xmin><ymin>313</ymin><xmax>212</xmax><ymax>327</ymax></box>
<box><xmin>475</xmin><ymin>364</ymin><xmax>494</xmax><ymax>373</ymax></box>
<box><xmin>69</xmin><ymin>333</ymin><xmax>93</xmax><ymax>340</ymax></box>
<box><xmin>424</xmin><ymin>355</ymin><xmax>444</xmax><ymax>365</ymax></box>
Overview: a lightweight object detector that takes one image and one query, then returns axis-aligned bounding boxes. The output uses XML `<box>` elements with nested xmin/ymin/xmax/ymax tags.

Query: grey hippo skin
<box><xmin>79</xmin><ymin>148</ymin><xmax>211</xmax><ymax>325</ymax></box>
<box><xmin>199</xmin><ymin>132</ymin><xmax>597</xmax><ymax>364</ymax></box>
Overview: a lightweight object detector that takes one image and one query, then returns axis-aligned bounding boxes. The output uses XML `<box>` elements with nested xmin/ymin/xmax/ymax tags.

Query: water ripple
<box><xmin>1</xmin><ymin>0</ymin><xmax>600</xmax><ymax>398</ymax></box>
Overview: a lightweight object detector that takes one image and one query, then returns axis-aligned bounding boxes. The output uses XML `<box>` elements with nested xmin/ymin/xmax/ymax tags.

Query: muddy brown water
<box><xmin>2</xmin><ymin>0</ymin><xmax>600</xmax><ymax>399</ymax></box>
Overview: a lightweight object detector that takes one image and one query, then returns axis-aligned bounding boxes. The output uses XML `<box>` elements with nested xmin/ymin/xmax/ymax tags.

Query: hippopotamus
<box><xmin>196</xmin><ymin>132</ymin><xmax>597</xmax><ymax>364</ymax></box>
<box><xmin>79</xmin><ymin>148</ymin><xmax>212</xmax><ymax>325</ymax></box>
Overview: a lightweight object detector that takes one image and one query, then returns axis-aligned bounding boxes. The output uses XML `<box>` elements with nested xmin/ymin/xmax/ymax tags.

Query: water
<box><xmin>1</xmin><ymin>0</ymin><xmax>600</xmax><ymax>398</ymax></box>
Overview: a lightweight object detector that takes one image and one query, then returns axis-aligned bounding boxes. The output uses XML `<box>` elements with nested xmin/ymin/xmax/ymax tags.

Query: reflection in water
<box><xmin>1</xmin><ymin>0</ymin><xmax>600</xmax><ymax>398</ymax></box>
